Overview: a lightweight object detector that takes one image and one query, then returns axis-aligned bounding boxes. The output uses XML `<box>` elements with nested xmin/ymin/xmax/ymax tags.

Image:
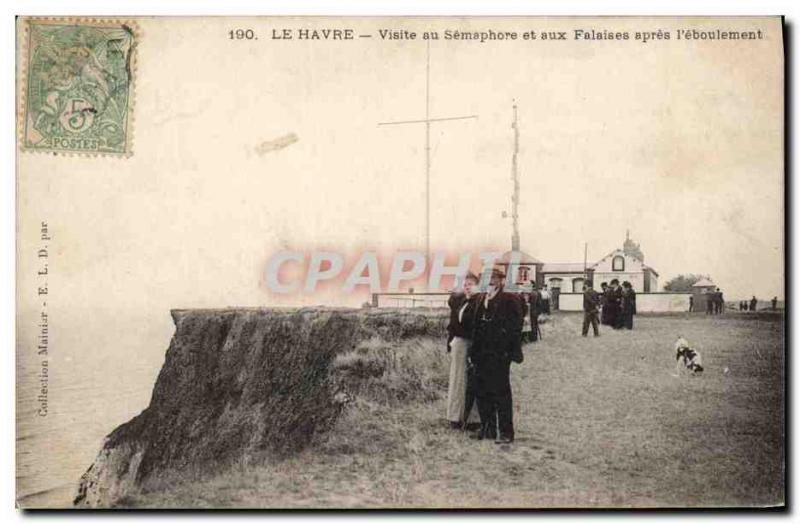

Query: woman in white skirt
<box><xmin>446</xmin><ymin>272</ymin><xmax>481</xmax><ymax>430</ymax></box>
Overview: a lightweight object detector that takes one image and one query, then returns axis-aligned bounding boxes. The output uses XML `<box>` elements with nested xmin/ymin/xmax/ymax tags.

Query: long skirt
<box><xmin>622</xmin><ymin>310</ymin><xmax>634</xmax><ymax>330</ymax></box>
<box><xmin>447</xmin><ymin>337</ymin><xmax>480</xmax><ymax>424</ymax></box>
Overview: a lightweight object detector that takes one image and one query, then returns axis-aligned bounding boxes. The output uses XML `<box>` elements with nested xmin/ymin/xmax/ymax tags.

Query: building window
<box><xmin>548</xmin><ymin>277</ymin><xmax>562</xmax><ymax>289</ymax></box>
<box><xmin>517</xmin><ymin>266</ymin><xmax>530</xmax><ymax>284</ymax></box>
<box><xmin>572</xmin><ymin>277</ymin><xmax>584</xmax><ymax>293</ymax></box>
<box><xmin>612</xmin><ymin>255</ymin><xmax>625</xmax><ymax>271</ymax></box>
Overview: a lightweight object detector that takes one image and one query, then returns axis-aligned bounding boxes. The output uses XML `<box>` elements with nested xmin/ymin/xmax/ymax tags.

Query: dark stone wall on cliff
<box><xmin>74</xmin><ymin>308</ymin><xmax>446</xmax><ymax>507</ymax></box>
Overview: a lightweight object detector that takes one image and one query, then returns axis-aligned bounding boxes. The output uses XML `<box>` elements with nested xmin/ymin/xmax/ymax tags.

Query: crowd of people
<box><xmin>690</xmin><ymin>292</ymin><xmax>779</xmax><ymax>314</ymax></box>
<box><xmin>697</xmin><ymin>288</ymin><xmax>726</xmax><ymax>314</ymax></box>
<box><xmin>444</xmin><ymin>271</ymin><xmax>639</xmax><ymax>443</ymax></box>
<box><xmin>444</xmin><ymin>271</ymin><xmax>781</xmax><ymax>444</ymax></box>
<box><xmin>738</xmin><ymin>296</ymin><xmax>780</xmax><ymax>311</ymax></box>
<box><xmin>576</xmin><ymin>279</ymin><xmax>638</xmax><ymax>337</ymax></box>
<box><xmin>596</xmin><ymin>279</ymin><xmax>637</xmax><ymax>332</ymax></box>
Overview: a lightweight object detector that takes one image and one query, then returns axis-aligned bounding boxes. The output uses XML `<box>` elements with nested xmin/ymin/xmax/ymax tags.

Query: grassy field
<box><xmin>124</xmin><ymin>311</ymin><xmax>784</xmax><ymax>508</ymax></box>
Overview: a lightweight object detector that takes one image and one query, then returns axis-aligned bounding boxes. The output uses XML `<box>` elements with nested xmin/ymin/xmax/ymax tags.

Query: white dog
<box><xmin>674</xmin><ymin>336</ymin><xmax>704</xmax><ymax>375</ymax></box>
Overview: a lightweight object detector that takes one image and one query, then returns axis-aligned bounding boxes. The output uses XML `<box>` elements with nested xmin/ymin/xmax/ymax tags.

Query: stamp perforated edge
<box><xmin>17</xmin><ymin>17</ymin><xmax>140</xmax><ymax>159</ymax></box>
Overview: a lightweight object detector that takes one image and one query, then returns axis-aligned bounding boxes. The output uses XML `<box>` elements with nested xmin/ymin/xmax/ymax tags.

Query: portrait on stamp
<box><xmin>21</xmin><ymin>20</ymin><xmax>136</xmax><ymax>155</ymax></box>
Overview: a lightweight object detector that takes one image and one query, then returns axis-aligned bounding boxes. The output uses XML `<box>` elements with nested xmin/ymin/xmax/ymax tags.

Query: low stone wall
<box><xmin>558</xmin><ymin>292</ymin><xmax>691</xmax><ymax>312</ymax></box>
<box><xmin>374</xmin><ymin>293</ymin><xmax>449</xmax><ymax>308</ymax></box>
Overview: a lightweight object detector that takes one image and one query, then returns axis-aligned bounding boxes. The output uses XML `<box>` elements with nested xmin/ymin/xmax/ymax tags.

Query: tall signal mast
<box><xmin>511</xmin><ymin>102</ymin><xmax>520</xmax><ymax>252</ymax></box>
<box><xmin>378</xmin><ymin>41</ymin><xmax>478</xmax><ymax>275</ymax></box>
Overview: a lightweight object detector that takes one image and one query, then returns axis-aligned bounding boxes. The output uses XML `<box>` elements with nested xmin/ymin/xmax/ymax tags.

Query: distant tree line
<box><xmin>663</xmin><ymin>274</ymin><xmax>711</xmax><ymax>292</ymax></box>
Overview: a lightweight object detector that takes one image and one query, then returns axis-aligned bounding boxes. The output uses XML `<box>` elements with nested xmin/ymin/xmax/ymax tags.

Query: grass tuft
<box><xmin>331</xmin><ymin>337</ymin><xmax>448</xmax><ymax>405</ymax></box>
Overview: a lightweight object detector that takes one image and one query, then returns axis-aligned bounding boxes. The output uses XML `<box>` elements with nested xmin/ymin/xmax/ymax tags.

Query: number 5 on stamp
<box><xmin>19</xmin><ymin>19</ymin><xmax>138</xmax><ymax>156</ymax></box>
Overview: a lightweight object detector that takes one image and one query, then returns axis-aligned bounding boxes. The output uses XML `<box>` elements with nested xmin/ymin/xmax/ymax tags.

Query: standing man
<box><xmin>600</xmin><ymin>282</ymin><xmax>612</xmax><ymax>325</ymax></box>
<box><xmin>518</xmin><ymin>291</ymin><xmax>529</xmax><ymax>330</ymax></box>
<box><xmin>540</xmin><ymin>285</ymin><xmax>551</xmax><ymax>315</ymax></box>
<box><xmin>469</xmin><ymin>268</ymin><xmax>523</xmax><ymax>444</ymax></box>
<box><xmin>608</xmin><ymin>279</ymin><xmax>623</xmax><ymax>329</ymax></box>
<box><xmin>621</xmin><ymin>281</ymin><xmax>636</xmax><ymax>330</ymax></box>
<box><xmin>689</xmin><ymin>295</ymin><xmax>694</xmax><ymax>313</ymax></box>
<box><xmin>750</xmin><ymin>296</ymin><xmax>758</xmax><ymax>312</ymax></box>
<box><xmin>772</xmin><ymin>296</ymin><xmax>778</xmax><ymax>310</ymax></box>
<box><xmin>529</xmin><ymin>283</ymin><xmax>542</xmax><ymax>342</ymax></box>
<box><xmin>582</xmin><ymin>282</ymin><xmax>600</xmax><ymax>337</ymax></box>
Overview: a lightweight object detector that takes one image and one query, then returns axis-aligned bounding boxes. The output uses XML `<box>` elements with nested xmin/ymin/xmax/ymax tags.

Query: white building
<box><xmin>373</xmin><ymin>234</ymin><xmax>683</xmax><ymax>311</ymax></box>
<box><xmin>691</xmin><ymin>277</ymin><xmax>716</xmax><ymax>294</ymax></box>
<box><xmin>584</xmin><ymin>248</ymin><xmax>659</xmax><ymax>293</ymax></box>
<box><xmin>496</xmin><ymin>234</ymin><xmax>660</xmax><ymax>294</ymax></box>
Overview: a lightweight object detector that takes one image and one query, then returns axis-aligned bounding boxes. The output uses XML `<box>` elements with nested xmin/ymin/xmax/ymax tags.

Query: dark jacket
<box><xmin>447</xmin><ymin>292</ymin><xmax>478</xmax><ymax>344</ymax></box>
<box><xmin>519</xmin><ymin>294</ymin><xmax>529</xmax><ymax>323</ymax></box>
<box><xmin>470</xmin><ymin>291</ymin><xmax>524</xmax><ymax>364</ymax></box>
<box><xmin>583</xmin><ymin>290</ymin><xmax>600</xmax><ymax>313</ymax></box>
<box><xmin>529</xmin><ymin>290</ymin><xmax>542</xmax><ymax>316</ymax></box>
<box><xmin>622</xmin><ymin>288</ymin><xmax>636</xmax><ymax>315</ymax></box>
<box><xmin>612</xmin><ymin>286</ymin><xmax>623</xmax><ymax>307</ymax></box>
<box><xmin>598</xmin><ymin>289</ymin><xmax>608</xmax><ymax>307</ymax></box>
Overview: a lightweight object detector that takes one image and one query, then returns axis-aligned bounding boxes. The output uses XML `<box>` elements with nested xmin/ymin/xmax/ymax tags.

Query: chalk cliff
<box><xmin>74</xmin><ymin>308</ymin><xmax>446</xmax><ymax>508</ymax></box>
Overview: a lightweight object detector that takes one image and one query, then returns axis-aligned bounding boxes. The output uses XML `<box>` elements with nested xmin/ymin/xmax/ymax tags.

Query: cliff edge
<box><xmin>74</xmin><ymin>308</ymin><xmax>446</xmax><ymax>508</ymax></box>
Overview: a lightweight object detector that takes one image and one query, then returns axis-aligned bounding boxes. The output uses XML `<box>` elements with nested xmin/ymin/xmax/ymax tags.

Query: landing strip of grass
<box><xmin>125</xmin><ymin>312</ymin><xmax>784</xmax><ymax>508</ymax></box>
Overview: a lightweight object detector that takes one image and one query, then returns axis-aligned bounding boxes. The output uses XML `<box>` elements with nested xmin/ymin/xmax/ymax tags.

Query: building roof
<box><xmin>511</xmin><ymin>245</ymin><xmax>660</xmax><ymax>277</ymax></box>
<box><xmin>496</xmin><ymin>250</ymin><xmax>542</xmax><ymax>264</ymax></box>
<box><xmin>593</xmin><ymin>248</ymin><xmax>623</xmax><ymax>267</ymax></box>
<box><xmin>692</xmin><ymin>278</ymin><xmax>715</xmax><ymax>287</ymax></box>
<box><xmin>643</xmin><ymin>265</ymin><xmax>660</xmax><ymax>277</ymax></box>
<box><xmin>541</xmin><ymin>262</ymin><xmax>592</xmax><ymax>273</ymax></box>
<box><xmin>592</xmin><ymin>248</ymin><xmax>659</xmax><ymax>276</ymax></box>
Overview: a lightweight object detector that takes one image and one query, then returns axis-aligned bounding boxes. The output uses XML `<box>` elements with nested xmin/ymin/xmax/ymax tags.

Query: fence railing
<box><xmin>373</xmin><ymin>293</ymin><xmax>450</xmax><ymax>309</ymax></box>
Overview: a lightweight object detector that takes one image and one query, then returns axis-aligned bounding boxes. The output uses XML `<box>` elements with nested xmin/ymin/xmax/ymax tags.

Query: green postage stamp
<box><xmin>20</xmin><ymin>19</ymin><xmax>137</xmax><ymax>156</ymax></box>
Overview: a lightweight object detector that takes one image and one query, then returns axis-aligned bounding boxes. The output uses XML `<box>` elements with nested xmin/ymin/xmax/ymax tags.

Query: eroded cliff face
<box><xmin>74</xmin><ymin>308</ymin><xmax>446</xmax><ymax>508</ymax></box>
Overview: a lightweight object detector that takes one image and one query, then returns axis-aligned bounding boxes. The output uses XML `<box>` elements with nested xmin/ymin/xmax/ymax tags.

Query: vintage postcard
<box><xmin>15</xmin><ymin>16</ymin><xmax>784</xmax><ymax>509</ymax></box>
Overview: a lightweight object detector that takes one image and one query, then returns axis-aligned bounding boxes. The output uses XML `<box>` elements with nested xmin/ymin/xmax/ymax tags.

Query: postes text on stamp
<box><xmin>21</xmin><ymin>20</ymin><xmax>136</xmax><ymax>156</ymax></box>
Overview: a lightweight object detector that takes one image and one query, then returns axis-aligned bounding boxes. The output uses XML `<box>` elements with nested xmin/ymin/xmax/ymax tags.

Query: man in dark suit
<box><xmin>582</xmin><ymin>282</ymin><xmax>600</xmax><ymax>337</ymax></box>
<box><xmin>620</xmin><ymin>281</ymin><xmax>636</xmax><ymax>329</ymax></box>
<box><xmin>599</xmin><ymin>282</ymin><xmax>611</xmax><ymax>325</ymax></box>
<box><xmin>609</xmin><ymin>279</ymin><xmax>623</xmax><ymax>329</ymax></box>
<box><xmin>529</xmin><ymin>283</ymin><xmax>542</xmax><ymax>342</ymax></box>
<box><xmin>468</xmin><ymin>268</ymin><xmax>523</xmax><ymax>444</ymax></box>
